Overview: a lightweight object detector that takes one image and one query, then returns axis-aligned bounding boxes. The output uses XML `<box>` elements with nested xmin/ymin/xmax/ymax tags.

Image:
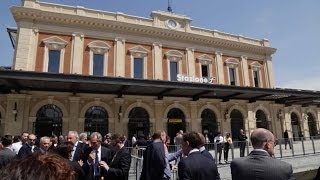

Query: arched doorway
<box><xmin>84</xmin><ymin>106</ymin><xmax>108</xmax><ymax>136</ymax></box>
<box><xmin>307</xmin><ymin>113</ymin><xmax>318</xmax><ymax>137</ymax></box>
<box><xmin>34</xmin><ymin>104</ymin><xmax>63</xmax><ymax>137</ymax></box>
<box><xmin>256</xmin><ymin>110</ymin><xmax>269</xmax><ymax>130</ymax></box>
<box><xmin>128</xmin><ymin>107</ymin><xmax>150</xmax><ymax>140</ymax></box>
<box><xmin>291</xmin><ymin>112</ymin><xmax>302</xmax><ymax>141</ymax></box>
<box><xmin>201</xmin><ymin>109</ymin><xmax>218</xmax><ymax>142</ymax></box>
<box><xmin>230</xmin><ymin>109</ymin><xmax>244</xmax><ymax>141</ymax></box>
<box><xmin>167</xmin><ymin>108</ymin><xmax>186</xmax><ymax>144</ymax></box>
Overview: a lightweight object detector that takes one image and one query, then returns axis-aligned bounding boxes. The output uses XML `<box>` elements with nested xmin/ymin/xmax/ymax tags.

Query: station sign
<box><xmin>177</xmin><ymin>74</ymin><xmax>216</xmax><ymax>84</ymax></box>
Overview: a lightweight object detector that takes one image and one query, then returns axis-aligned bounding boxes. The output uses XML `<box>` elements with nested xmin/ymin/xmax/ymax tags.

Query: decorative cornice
<box><xmin>10</xmin><ymin>3</ymin><xmax>276</xmax><ymax>56</ymax></box>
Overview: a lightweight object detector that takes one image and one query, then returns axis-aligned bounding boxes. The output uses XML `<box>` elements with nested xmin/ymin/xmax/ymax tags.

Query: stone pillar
<box><xmin>114</xmin><ymin>98</ymin><xmax>124</xmax><ymax>134</ymax></box>
<box><xmin>284</xmin><ymin>107</ymin><xmax>292</xmax><ymax>138</ymax></box>
<box><xmin>265</xmin><ymin>57</ymin><xmax>275</xmax><ymax>88</ymax></box>
<box><xmin>154</xmin><ymin>100</ymin><xmax>164</xmax><ymax>131</ymax></box>
<box><xmin>70</xmin><ymin>32</ymin><xmax>84</xmax><ymax>74</ymax></box>
<box><xmin>68</xmin><ymin>97</ymin><xmax>80</xmax><ymax>131</ymax></box>
<box><xmin>13</xmin><ymin>22</ymin><xmax>38</xmax><ymax>71</ymax></box>
<box><xmin>240</xmin><ymin>56</ymin><xmax>250</xmax><ymax>86</ymax></box>
<box><xmin>189</xmin><ymin>101</ymin><xmax>199</xmax><ymax>132</ymax></box>
<box><xmin>22</xmin><ymin>95</ymin><xmax>31</xmax><ymax>132</ymax></box>
<box><xmin>317</xmin><ymin>108</ymin><xmax>320</xmax><ymax>134</ymax></box>
<box><xmin>246</xmin><ymin>104</ymin><xmax>255</xmax><ymax>135</ymax></box>
<box><xmin>215</xmin><ymin>52</ymin><xmax>224</xmax><ymax>84</ymax></box>
<box><xmin>114</xmin><ymin>38</ymin><xmax>126</xmax><ymax>77</ymax></box>
<box><xmin>220</xmin><ymin>103</ymin><xmax>229</xmax><ymax>134</ymax></box>
<box><xmin>153</xmin><ymin>43</ymin><xmax>163</xmax><ymax>80</ymax></box>
<box><xmin>301</xmin><ymin>109</ymin><xmax>310</xmax><ymax>138</ymax></box>
<box><xmin>186</xmin><ymin>48</ymin><xmax>195</xmax><ymax>76</ymax></box>
<box><xmin>4</xmin><ymin>94</ymin><xmax>26</xmax><ymax>135</ymax></box>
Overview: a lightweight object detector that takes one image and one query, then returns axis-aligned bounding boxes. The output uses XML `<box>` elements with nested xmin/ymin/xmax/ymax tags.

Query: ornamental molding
<box><xmin>196</xmin><ymin>54</ymin><xmax>213</xmax><ymax>65</ymax></box>
<box><xmin>225</xmin><ymin>58</ymin><xmax>239</xmax><ymax>68</ymax></box>
<box><xmin>88</xmin><ymin>40</ymin><xmax>111</xmax><ymax>54</ymax></box>
<box><xmin>249</xmin><ymin>61</ymin><xmax>262</xmax><ymax>70</ymax></box>
<box><xmin>165</xmin><ymin>50</ymin><xmax>183</xmax><ymax>62</ymax></box>
<box><xmin>128</xmin><ymin>45</ymin><xmax>149</xmax><ymax>58</ymax></box>
<box><xmin>42</xmin><ymin>36</ymin><xmax>68</xmax><ymax>50</ymax></box>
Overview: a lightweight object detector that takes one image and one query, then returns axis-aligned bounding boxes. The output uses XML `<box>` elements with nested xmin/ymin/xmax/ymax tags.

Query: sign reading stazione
<box><xmin>177</xmin><ymin>74</ymin><xmax>216</xmax><ymax>84</ymax></box>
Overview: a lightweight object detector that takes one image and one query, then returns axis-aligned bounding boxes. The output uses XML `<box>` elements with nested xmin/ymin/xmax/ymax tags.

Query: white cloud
<box><xmin>278</xmin><ymin>77</ymin><xmax>320</xmax><ymax>91</ymax></box>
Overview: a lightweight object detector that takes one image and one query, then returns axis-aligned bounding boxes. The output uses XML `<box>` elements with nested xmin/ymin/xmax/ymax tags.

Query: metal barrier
<box><xmin>128</xmin><ymin>136</ymin><xmax>320</xmax><ymax>179</ymax></box>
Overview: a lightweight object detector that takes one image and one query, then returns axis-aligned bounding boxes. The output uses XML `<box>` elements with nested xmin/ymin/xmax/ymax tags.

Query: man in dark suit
<box><xmin>99</xmin><ymin>133</ymin><xmax>131</xmax><ymax>180</ymax></box>
<box><xmin>238</xmin><ymin>129</ymin><xmax>247</xmax><ymax>157</ymax></box>
<box><xmin>67</xmin><ymin>131</ymin><xmax>85</xmax><ymax>162</ymax></box>
<box><xmin>198</xmin><ymin>133</ymin><xmax>214</xmax><ymax>161</ymax></box>
<box><xmin>178</xmin><ymin>132</ymin><xmax>220</xmax><ymax>180</ymax></box>
<box><xmin>0</xmin><ymin>135</ymin><xmax>16</xmax><ymax>169</ymax></box>
<box><xmin>140</xmin><ymin>131</ymin><xmax>167</xmax><ymax>180</ymax></box>
<box><xmin>17</xmin><ymin>133</ymin><xmax>39</xmax><ymax>159</ymax></box>
<box><xmin>231</xmin><ymin>128</ymin><xmax>294</xmax><ymax>180</ymax></box>
<box><xmin>82</xmin><ymin>132</ymin><xmax>112</xmax><ymax>180</ymax></box>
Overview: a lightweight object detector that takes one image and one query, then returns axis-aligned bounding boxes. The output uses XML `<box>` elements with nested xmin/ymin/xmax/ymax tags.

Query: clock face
<box><xmin>167</xmin><ymin>19</ymin><xmax>177</xmax><ymax>29</ymax></box>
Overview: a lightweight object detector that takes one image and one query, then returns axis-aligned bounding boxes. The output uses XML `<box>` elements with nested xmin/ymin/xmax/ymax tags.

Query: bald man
<box><xmin>230</xmin><ymin>128</ymin><xmax>294</xmax><ymax>180</ymax></box>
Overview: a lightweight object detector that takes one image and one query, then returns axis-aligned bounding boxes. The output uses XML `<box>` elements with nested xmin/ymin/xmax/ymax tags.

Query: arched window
<box><xmin>230</xmin><ymin>109</ymin><xmax>244</xmax><ymax>141</ymax></box>
<box><xmin>128</xmin><ymin>107</ymin><xmax>150</xmax><ymax>140</ymax></box>
<box><xmin>291</xmin><ymin>112</ymin><xmax>302</xmax><ymax>141</ymax></box>
<box><xmin>85</xmin><ymin>106</ymin><xmax>108</xmax><ymax>136</ymax></box>
<box><xmin>256</xmin><ymin>110</ymin><xmax>268</xmax><ymax>130</ymax></box>
<box><xmin>35</xmin><ymin>104</ymin><xmax>63</xmax><ymax>137</ymax></box>
<box><xmin>307</xmin><ymin>113</ymin><xmax>318</xmax><ymax>137</ymax></box>
<box><xmin>167</xmin><ymin>108</ymin><xmax>186</xmax><ymax>144</ymax></box>
<box><xmin>201</xmin><ymin>109</ymin><xmax>218</xmax><ymax>137</ymax></box>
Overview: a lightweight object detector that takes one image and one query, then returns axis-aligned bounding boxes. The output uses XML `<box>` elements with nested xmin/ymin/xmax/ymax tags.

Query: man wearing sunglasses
<box><xmin>17</xmin><ymin>134</ymin><xmax>39</xmax><ymax>159</ymax></box>
<box><xmin>231</xmin><ymin>128</ymin><xmax>294</xmax><ymax>180</ymax></box>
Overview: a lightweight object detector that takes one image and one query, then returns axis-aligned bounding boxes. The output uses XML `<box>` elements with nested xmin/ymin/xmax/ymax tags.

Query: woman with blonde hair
<box><xmin>224</xmin><ymin>132</ymin><xmax>233</xmax><ymax>163</ymax></box>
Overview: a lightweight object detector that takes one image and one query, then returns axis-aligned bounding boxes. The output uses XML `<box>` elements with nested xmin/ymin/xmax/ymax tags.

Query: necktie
<box><xmin>94</xmin><ymin>150</ymin><xmax>100</xmax><ymax>177</ymax></box>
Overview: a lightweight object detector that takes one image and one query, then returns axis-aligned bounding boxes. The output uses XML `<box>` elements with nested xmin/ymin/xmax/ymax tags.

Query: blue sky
<box><xmin>1</xmin><ymin>0</ymin><xmax>320</xmax><ymax>90</ymax></box>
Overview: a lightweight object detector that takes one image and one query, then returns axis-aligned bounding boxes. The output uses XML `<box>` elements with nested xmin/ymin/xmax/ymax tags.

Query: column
<box><xmin>152</xmin><ymin>43</ymin><xmax>163</xmax><ymax>80</ymax></box>
<box><xmin>114</xmin><ymin>38</ymin><xmax>126</xmax><ymax>77</ymax></box>
<box><xmin>220</xmin><ymin>103</ymin><xmax>229</xmax><ymax>134</ymax></box>
<box><xmin>189</xmin><ymin>101</ymin><xmax>199</xmax><ymax>132</ymax></box>
<box><xmin>5</xmin><ymin>94</ymin><xmax>26</xmax><ymax>135</ymax></box>
<box><xmin>215</xmin><ymin>52</ymin><xmax>224</xmax><ymax>84</ymax></box>
<box><xmin>68</xmin><ymin>97</ymin><xmax>80</xmax><ymax>131</ymax></box>
<box><xmin>284</xmin><ymin>107</ymin><xmax>292</xmax><ymax>138</ymax></box>
<box><xmin>240</xmin><ymin>56</ymin><xmax>250</xmax><ymax>86</ymax></box>
<box><xmin>301</xmin><ymin>109</ymin><xmax>310</xmax><ymax>138</ymax></box>
<box><xmin>154</xmin><ymin>100</ymin><xmax>164</xmax><ymax>131</ymax></box>
<box><xmin>265</xmin><ymin>57</ymin><xmax>275</xmax><ymax>88</ymax></box>
<box><xmin>13</xmin><ymin>22</ymin><xmax>38</xmax><ymax>71</ymax></box>
<box><xmin>70</xmin><ymin>32</ymin><xmax>84</xmax><ymax>74</ymax></box>
<box><xmin>246</xmin><ymin>103</ymin><xmax>255</xmax><ymax>135</ymax></box>
<box><xmin>317</xmin><ymin>108</ymin><xmax>320</xmax><ymax>134</ymax></box>
<box><xmin>22</xmin><ymin>95</ymin><xmax>31</xmax><ymax>132</ymax></box>
<box><xmin>186</xmin><ymin>48</ymin><xmax>195</xmax><ymax>76</ymax></box>
<box><xmin>114</xmin><ymin>98</ymin><xmax>124</xmax><ymax>134</ymax></box>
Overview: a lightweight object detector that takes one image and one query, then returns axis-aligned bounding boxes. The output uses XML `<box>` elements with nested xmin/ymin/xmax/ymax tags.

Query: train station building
<box><xmin>1</xmin><ymin>0</ymin><xmax>320</xmax><ymax>141</ymax></box>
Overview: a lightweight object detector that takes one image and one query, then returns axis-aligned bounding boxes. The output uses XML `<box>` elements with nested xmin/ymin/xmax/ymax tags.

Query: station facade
<box><xmin>1</xmin><ymin>0</ymin><xmax>319</xmax><ymax>141</ymax></box>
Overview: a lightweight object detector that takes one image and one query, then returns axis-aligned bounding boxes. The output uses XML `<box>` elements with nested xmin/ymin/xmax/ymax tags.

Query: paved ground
<box><xmin>128</xmin><ymin>139</ymin><xmax>320</xmax><ymax>180</ymax></box>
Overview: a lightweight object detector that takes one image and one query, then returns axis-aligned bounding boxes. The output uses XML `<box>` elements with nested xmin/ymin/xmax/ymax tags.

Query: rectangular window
<box><xmin>93</xmin><ymin>54</ymin><xmax>104</xmax><ymax>76</ymax></box>
<box><xmin>229</xmin><ymin>68</ymin><xmax>236</xmax><ymax>85</ymax></box>
<box><xmin>201</xmin><ymin>65</ymin><xmax>209</xmax><ymax>77</ymax></box>
<box><xmin>134</xmin><ymin>58</ymin><xmax>143</xmax><ymax>79</ymax></box>
<box><xmin>170</xmin><ymin>61</ymin><xmax>178</xmax><ymax>81</ymax></box>
<box><xmin>48</xmin><ymin>50</ymin><xmax>61</xmax><ymax>73</ymax></box>
<box><xmin>253</xmin><ymin>70</ymin><xmax>259</xmax><ymax>87</ymax></box>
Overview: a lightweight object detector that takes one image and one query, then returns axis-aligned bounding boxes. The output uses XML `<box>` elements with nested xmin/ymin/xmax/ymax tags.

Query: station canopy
<box><xmin>1</xmin><ymin>70</ymin><xmax>320</xmax><ymax>107</ymax></box>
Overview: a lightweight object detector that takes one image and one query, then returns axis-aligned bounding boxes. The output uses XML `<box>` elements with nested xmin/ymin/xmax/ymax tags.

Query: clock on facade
<box><xmin>166</xmin><ymin>19</ymin><xmax>177</xmax><ymax>29</ymax></box>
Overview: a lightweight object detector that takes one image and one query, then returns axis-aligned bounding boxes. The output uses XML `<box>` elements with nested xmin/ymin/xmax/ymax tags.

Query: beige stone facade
<box><xmin>1</xmin><ymin>0</ymin><xmax>319</xmax><ymax>140</ymax></box>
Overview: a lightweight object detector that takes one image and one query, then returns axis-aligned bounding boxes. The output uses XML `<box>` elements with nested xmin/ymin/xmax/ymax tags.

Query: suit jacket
<box><xmin>200</xmin><ymin>149</ymin><xmax>214</xmax><ymax>161</ymax></box>
<box><xmin>17</xmin><ymin>144</ymin><xmax>40</xmax><ymax>159</ymax></box>
<box><xmin>178</xmin><ymin>151</ymin><xmax>220</xmax><ymax>180</ymax></box>
<box><xmin>103</xmin><ymin>147</ymin><xmax>131</xmax><ymax>180</ymax></box>
<box><xmin>140</xmin><ymin>141</ymin><xmax>166</xmax><ymax>180</ymax></box>
<box><xmin>72</xmin><ymin>141</ymin><xmax>86</xmax><ymax>162</ymax></box>
<box><xmin>0</xmin><ymin>148</ymin><xmax>16</xmax><ymax>169</ymax></box>
<box><xmin>230</xmin><ymin>150</ymin><xmax>294</xmax><ymax>180</ymax></box>
<box><xmin>82</xmin><ymin>145</ymin><xmax>112</xmax><ymax>180</ymax></box>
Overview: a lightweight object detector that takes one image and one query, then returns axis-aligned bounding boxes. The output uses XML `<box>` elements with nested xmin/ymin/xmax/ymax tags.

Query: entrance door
<box><xmin>84</xmin><ymin>106</ymin><xmax>108</xmax><ymax>136</ymax></box>
<box><xmin>307</xmin><ymin>113</ymin><xmax>318</xmax><ymax>137</ymax></box>
<box><xmin>201</xmin><ymin>108</ymin><xmax>218</xmax><ymax>141</ymax></box>
<box><xmin>128</xmin><ymin>107</ymin><xmax>150</xmax><ymax>140</ymax></box>
<box><xmin>256</xmin><ymin>110</ymin><xmax>268</xmax><ymax>130</ymax></box>
<box><xmin>34</xmin><ymin>104</ymin><xmax>63</xmax><ymax>137</ymax></box>
<box><xmin>291</xmin><ymin>112</ymin><xmax>302</xmax><ymax>141</ymax></box>
<box><xmin>167</xmin><ymin>108</ymin><xmax>186</xmax><ymax>145</ymax></box>
<box><xmin>230</xmin><ymin>109</ymin><xmax>244</xmax><ymax>141</ymax></box>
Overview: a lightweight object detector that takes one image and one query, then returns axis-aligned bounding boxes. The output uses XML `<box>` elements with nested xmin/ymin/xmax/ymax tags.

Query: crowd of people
<box><xmin>1</xmin><ymin>128</ymin><xmax>319</xmax><ymax>180</ymax></box>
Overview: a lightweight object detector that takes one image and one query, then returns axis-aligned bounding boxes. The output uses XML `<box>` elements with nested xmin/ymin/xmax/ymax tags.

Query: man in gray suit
<box><xmin>231</xmin><ymin>128</ymin><xmax>294</xmax><ymax>180</ymax></box>
<box><xmin>0</xmin><ymin>135</ymin><xmax>16</xmax><ymax>169</ymax></box>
